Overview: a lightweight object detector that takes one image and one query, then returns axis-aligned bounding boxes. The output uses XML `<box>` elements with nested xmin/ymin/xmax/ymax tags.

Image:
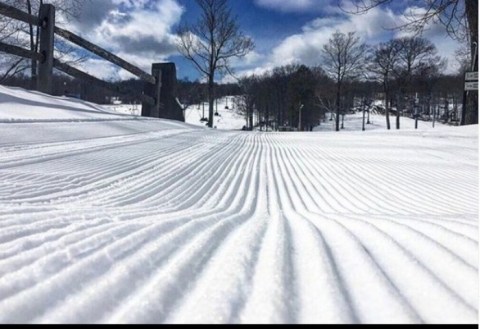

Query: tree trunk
<box><xmin>362</xmin><ymin>101</ymin><xmax>366</xmax><ymax>131</ymax></box>
<box><xmin>466</xmin><ymin>0</ymin><xmax>478</xmax><ymax>71</ymax></box>
<box><xmin>248</xmin><ymin>100</ymin><xmax>254</xmax><ymax>130</ymax></box>
<box><xmin>465</xmin><ymin>0</ymin><xmax>478</xmax><ymax>125</ymax></box>
<box><xmin>396</xmin><ymin>94</ymin><xmax>401</xmax><ymax>130</ymax></box>
<box><xmin>384</xmin><ymin>81</ymin><xmax>391</xmax><ymax>130</ymax></box>
<box><xmin>385</xmin><ymin>99</ymin><xmax>391</xmax><ymax>130</ymax></box>
<box><xmin>336</xmin><ymin>82</ymin><xmax>341</xmax><ymax>132</ymax></box>
<box><xmin>249</xmin><ymin>110</ymin><xmax>253</xmax><ymax>130</ymax></box>
<box><xmin>208</xmin><ymin>75</ymin><xmax>214</xmax><ymax>128</ymax></box>
<box><xmin>465</xmin><ymin>92</ymin><xmax>478</xmax><ymax>125</ymax></box>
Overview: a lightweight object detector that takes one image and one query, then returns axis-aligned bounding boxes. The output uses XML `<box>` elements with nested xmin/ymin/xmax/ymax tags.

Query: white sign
<box><xmin>465</xmin><ymin>72</ymin><xmax>478</xmax><ymax>81</ymax></box>
<box><xmin>465</xmin><ymin>81</ymin><xmax>478</xmax><ymax>91</ymax></box>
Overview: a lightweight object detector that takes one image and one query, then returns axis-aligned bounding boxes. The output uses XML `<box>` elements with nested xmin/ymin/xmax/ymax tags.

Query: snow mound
<box><xmin>0</xmin><ymin>85</ymin><xmax>143</xmax><ymax>123</ymax></box>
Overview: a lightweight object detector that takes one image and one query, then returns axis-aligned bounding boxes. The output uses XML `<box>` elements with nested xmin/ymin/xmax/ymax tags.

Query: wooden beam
<box><xmin>53</xmin><ymin>59</ymin><xmax>155</xmax><ymax>106</ymax></box>
<box><xmin>0</xmin><ymin>41</ymin><xmax>43</xmax><ymax>61</ymax></box>
<box><xmin>54</xmin><ymin>26</ymin><xmax>156</xmax><ymax>85</ymax></box>
<box><xmin>0</xmin><ymin>43</ymin><xmax>155</xmax><ymax>105</ymax></box>
<box><xmin>0</xmin><ymin>2</ymin><xmax>40</xmax><ymax>26</ymax></box>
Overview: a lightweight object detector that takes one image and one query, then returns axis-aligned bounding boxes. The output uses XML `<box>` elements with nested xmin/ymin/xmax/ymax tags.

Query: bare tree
<box><xmin>287</xmin><ymin>65</ymin><xmax>318</xmax><ymax>131</ymax></box>
<box><xmin>455</xmin><ymin>40</ymin><xmax>472</xmax><ymax>73</ymax></box>
<box><xmin>236</xmin><ymin>75</ymin><xmax>257</xmax><ymax>130</ymax></box>
<box><xmin>393</xmin><ymin>37</ymin><xmax>443</xmax><ymax>129</ymax></box>
<box><xmin>0</xmin><ymin>0</ymin><xmax>87</xmax><ymax>86</ymax></box>
<box><xmin>344</xmin><ymin>0</ymin><xmax>476</xmax><ymax>47</ymax></box>
<box><xmin>0</xmin><ymin>0</ymin><xmax>29</xmax><ymax>83</ymax></box>
<box><xmin>368</xmin><ymin>39</ymin><xmax>403</xmax><ymax>130</ymax></box>
<box><xmin>177</xmin><ymin>0</ymin><xmax>254</xmax><ymax>128</ymax></box>
<box><xmin>27</xmin><ymin>0</ymin><xmax>86</xmax><ymax>87</ymax></box>
<box><xmin>322</xmin><ymin>31</ymin><xmax>367</xmax><ymax>131</ymax></box>
<box><xmin>416</xmin><ymin>58</ymin><xmax>443</xmax><ymax>122</ymax></box>
<box><xmin>0</xmin><ymin>56</ymin><xmax>28</xmax><ymax>83</ymax></box>
<box><xmin>344</xmin><ymin>0</ymin><xmax>478</xmax><ymax>124</ymax></box>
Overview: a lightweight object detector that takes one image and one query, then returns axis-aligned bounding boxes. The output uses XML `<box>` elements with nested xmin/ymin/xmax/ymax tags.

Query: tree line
<box><xmin>234</xmin><ymin>33</ymin><xmax>470</xmax><ymax>132</ymax></box>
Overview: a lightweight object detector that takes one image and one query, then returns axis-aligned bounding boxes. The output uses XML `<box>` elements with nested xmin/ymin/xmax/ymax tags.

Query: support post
<box><xmin>37</xmin><ymin>4</ymin><xmax>55</xmax><ymax>94</ymax></box>
<box><xmin>461</xmin><ymin>91</ymin><xmax>467</xmax><ymax>126</ymax></box>
<box><xmin>142</xmin><ymin>62</ymin><xmax>185</xmax><ymax>121</ymax></box>
<box><xmin>142</xmin><ymin>64</ymin><xmax>162</xmax><ymax>118</ymax></box>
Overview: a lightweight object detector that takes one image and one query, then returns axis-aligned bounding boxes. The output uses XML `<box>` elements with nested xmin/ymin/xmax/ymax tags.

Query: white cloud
<box><xmin>254</xmin><ymin>0</ymin><xmax>330</xmax><ymax>13</ymax></box>
<box><xmin>77</xmin><ymin>58</ymin><xmax>122</xmax><ymax>81</ymax></box>
<box><xmin>269</xmin><ymin>6</ymin><xmax>407</xmax><ymax>68</ymax></box>
<box><xmin>67</xmin><ymin>0</ymin><xmax>184</xmax><ymax>81</ymax></box>
<box><xmin>58</xmin><ymin>0</ymin><xmax>462</xmax><ymax>83</ymax></box>
<box><xmin>231</xmin><ymin>4</ymin><xmax>463</xmax><ymax>79</ymax></box>
<box><xmin>392</xmin><ymin>6</ymin><xmax>464</xmax><ymax>74</ymax></box>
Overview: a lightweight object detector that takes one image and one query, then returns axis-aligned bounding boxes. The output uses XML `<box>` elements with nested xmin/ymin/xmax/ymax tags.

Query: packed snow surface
<box><xmin>0</xmin><ymin>86</ymin><xmax>478</xmax><ymax>324</ymax></box>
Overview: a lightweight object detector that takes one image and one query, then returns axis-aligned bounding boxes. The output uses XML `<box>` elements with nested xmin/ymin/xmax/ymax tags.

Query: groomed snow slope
<box><xmin>0</xmin><ymin>86</ymin><xmax>478</xmax><ymax>324</ymax></box>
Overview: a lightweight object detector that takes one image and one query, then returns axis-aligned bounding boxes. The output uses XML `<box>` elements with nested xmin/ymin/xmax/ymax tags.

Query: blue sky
<box><xmin>67</xmin><ymin>0</ymin><xmax>463</xmax><ymax>82</ymax></box>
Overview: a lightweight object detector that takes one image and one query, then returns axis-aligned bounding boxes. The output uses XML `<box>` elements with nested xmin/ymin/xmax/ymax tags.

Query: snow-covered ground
<box><xmin>314</xmin><ymin>111</ymin><xmax>451</xmax><ymax>132</ymax></box>
<box><xmin>104</xmin><ymin>98</ymin><xmax>449</xmax><ymax>133</ymax></box>
<box><xmin>184</xmin><ymin>96</ymin><xmax>248</xmax><ymax>130</ymax></box>
<box><xmin>0</xmin><ymin>85</ymin><xmax>478</xmax><ymax>324</ymax></box>
<box><xmin>104</xmin><ymin>96</ymin><xmax>248</xmax><ymax>130</ymax></box>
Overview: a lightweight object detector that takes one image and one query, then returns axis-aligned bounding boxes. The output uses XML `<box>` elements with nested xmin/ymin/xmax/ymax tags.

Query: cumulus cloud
<box><xmin>254</xmin><ymin>0</ymin><xmax>331</xmax><ymax>13</ymax></box>
<box><xmin>58</xmin><ymin>0</ymin><xmax>461</xmax><ymax>82</ymax></box>
<box><xmin>69</xmin><ymin>0</ymin><xmax>117</xmax><ymax>30</ymax></box>
<box><xmin>269</xmin><ymin>6</ymin><xmax>397</xmax><ymax>67</ymax></box>
<box><xmin>77</xmin><ymin>58</ymin><xmax>123</xmax><ymax>81</ymax></box>
<box><xmin>230</xmin><ymin>4</ymin><xmax>462</xmax><ymax>80</ymax></box>
<box><xmin>67</xmin><ymin>0</ymin><xmax>184</xmax><ymax>80</ymax></box>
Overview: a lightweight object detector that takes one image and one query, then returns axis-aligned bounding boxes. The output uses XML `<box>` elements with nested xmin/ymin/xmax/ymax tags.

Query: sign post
<box><xmin>465</xmin><ymin>81</ymin><xmax>478</xmax><ymax>91</ymax></box>
<box><xmin>465</xmin><ymin>72</ymin><xmax>478</xmax><ymax>82</ymax></box>
<box><xmin>462</xmin><ymin>71</ymin><xmax>478</xmax><ymax>125</ymax></box>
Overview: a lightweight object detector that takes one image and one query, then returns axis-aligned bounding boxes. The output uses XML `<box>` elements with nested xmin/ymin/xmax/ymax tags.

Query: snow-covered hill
<box><xmin>0</xmin><ymin>86</ymin><xmax>136</xmax><ymax>123</ymax></box>
<box><xmin>0</xmin><ymin>85</ymin><xmax>478</xmax><ymax>324</ymax></box>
